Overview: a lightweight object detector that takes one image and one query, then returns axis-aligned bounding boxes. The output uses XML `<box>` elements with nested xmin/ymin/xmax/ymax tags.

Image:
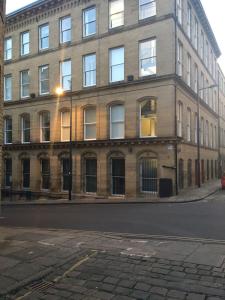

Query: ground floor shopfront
<box><xmin>2</xmin><ymin>140</ymin><xmax>222</xmax><ymax>201</ymax></box>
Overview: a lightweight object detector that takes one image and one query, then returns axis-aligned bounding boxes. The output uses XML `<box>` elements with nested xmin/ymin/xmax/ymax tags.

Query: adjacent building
<box><xmin>2</xmin><ymin>0</ymin><xmax>225</xmax><ymax>200</ymax></box>
<box><xmin>0</xmin><ymin>0</ymin><xmax>6</xmax><ymax>202</ymax></box>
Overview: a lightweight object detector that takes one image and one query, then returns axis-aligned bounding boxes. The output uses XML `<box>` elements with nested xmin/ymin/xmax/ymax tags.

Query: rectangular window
<box><xmin>22</xmin><ymin>159</ymin><xmax>30</xmax><ymax>189</ymax></box>
<box><xmin>39</xmin><ymin>23</ymin><xmax>49</xmax><ymax>50</ymax></box>
<box><xmin>109</xmin><ymin>47</ymin><xmax>124</xmax><ymax>82</ymax></box>
<box><xmin>85</xmin><ymin>158</ymin><xmax>97</xmax><ymax>193</ymax></box>
<box><xmin>60</xmin><ymin>16</ymin><xmax>71</xmax><ymax>44</ymax></box>
<box><xmin>83</xmin><ymin>6</ymin><xmax>96</xmax><ymax>37</ymax></box>
<box><xmin>200</xmin><ymin>31</ymin><xmax>204</xmax><ymax>59</ymax></box>
<box><xmin>205</xmin><ymin>79</ymin><xmax>209</xmax><ymax>104</ymax></box>
<box><xmin>4</xmin><ymin>74</ymin><xmax>12</xmax><ymax>101</ymax></box>
<box><xmin>39</xmin><ymin>65</ymin><xmax>49</xmax><ymax>95</ymax></box>
<box><xmin>61</xmin><ymin>111</ymin><xmax>70</xmax><ymax>142</ymax></box>
<box><xmin>4</xmin><ymin>37</ymin><xmax>12</xmax><ymax>60</ymax></box>
<box><xmin>40</xmin><ymin>112</ymin><xmax>50</xmax><ymax>142</ymax></box>
<box><xmin>187</xmin><ymin>4</ymin><xmax>191</xmax><ymax>39</ymax></box>
<box><xmin>177</xmin><ymin>102</ymin><xmax>183</xmax><ymax>137</ymax></box>
<box><xmin>62</xmin><ymin>158</ymin><xmax>70</xmax><ymax>191</ymax></box>
<box><xmin>187</xmin><ymin>54</ymin><xmax>191</xmax><ymax>86</ymax></box>
<box><xmin>177</xmin><ymin>0</ymin><xmax>182</xmax><ymax>24</ymax></box>
<box><xmin>5</xmin><ymin>158</ymin><xmax>12</xmax><ymax>188</ymax></box>
<box><xmin>21</xmin><ymin>115</ymin><xmax>30</xmax><ymax>143</ymax></box>
<box><xmin>194</xmin><ymin>64</ymin><xmax>198</xmax><ymax>93</ymax></box>
<box><xmin>60</xmin><ymin>60</ymin><xmax>72</xmax><ymax>91</ymax></box>
<box><xmin>140</xmin><ymin>99</ymin><xmax>157</xmax><ymax>137</ymax></box>
<box><xmin>210</xmin><ymin>124</ymin><xmax>213</xmax><ymax>148</ymax></box>
<box><xmin>177</xmin><ymin>41</ymin><xmax>183</xmax><ymax>76</ymax></box>
<box><xmin>194</xmin><ymin>18</ymin><xmax>198</xmax><ymax>50</ymax></box>
<box><xmin>200</xmin><ymin>117</ymin><xmax>204</xmax><ymax>145</ymax></box>
<box><xmin>205</xmin><ymin>41</ymin><xmax>209</xmax><ymax>67</ymax></box>
<box><xmin>187</xmin><ymin>108</ymin><xmax>191</xmax><ymax>142</ymax></box>
<box><xmin>21</xmin><ymin>31</ymin><xmax>30</xmax><ymax>56</ymax></box>
<box><xmin>111</xmin><ymin>158</ymin><xmax>125</xmax><ymax>195</ymax></box>
<box><xmin>139</xmin><ymin>0</ymin><xmax>156</xmax><ymax>20</ymax></box>
<box><xmin>41</xmin><ymin>159</ymin><xmax>50</xmax><ymax>190</ymax></box>
<box><xmin>205</xmin><ymin>121</ymin><xmax>209</xmax><ymax>147</ymax></box>
<box><xmin>4</xmin><ymin>118</ymin><xmax>12</xmax><ymax>144</ymax></box>
<box><xmin>200</xmin><ymin>72</ymin><xmax>204</xmax><ymax>99</ymax></box>
<box><xmin>110</xmin><ymin>105</ymin><xmax>125</xmax><ymax>139</ymax></box>
<box><xmin>84</xmin><ymin>107</ymin><xmax>96</xmax><ymax>140</ymax></box>
<box><xmin>109</xmin><ymin>0</ymin><xmax>124</xmax><ymax>29</ymax></box>
<box><xmin>20</xmin><ymin>70</ymin><xmax>30</xmax><ymax>98</ymax></box>
<box><xmin>139</xmin><ymin>39</ymin><xmax>156</xmax><ymax>77</ymax></box>
<box><xmin>194</xmin><ymin>113</ymin><xmax>198</xmax><ymax>144</ymax></box>
<box><xmin>83</xmin><ymin>53</ymin><xmax>96</xmax><ymax>87</ymax></box>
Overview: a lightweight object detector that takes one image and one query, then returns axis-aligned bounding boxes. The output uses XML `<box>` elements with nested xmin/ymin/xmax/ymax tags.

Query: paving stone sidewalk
<box><xmin>0</xmin><ymin>227</ymin><xmax>225</xmax><ymax>300</ymax></box>
<box><xmin>1</xmin><ymin>180</ymin><xmax>221</xmax><ymax>205</ymax></box>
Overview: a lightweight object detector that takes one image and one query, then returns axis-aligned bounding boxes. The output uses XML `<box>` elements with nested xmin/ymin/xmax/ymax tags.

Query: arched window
<box><xmin>61</xmin><ymin>111</ymin><xmax>70</xmax><ymax>142</ymax></box>
<box><xmin>40</xmin><ymin>111</ymin><xmax>50</xmax><ymax>142</ymax></box>
<box><xmin>84</xmin><ymin>107</ymin><xmax>96</xmax><ymax>140</ymax></box>
<box><xmin>110</xmin><ymin>104</ymin><xmax>124</xmax><ymax>139</ymax></box>
<box><xmin>140</xmin><ymin>99</ymin><xmax>156</xmax><ymax>137</ymax></box>
<box><xmin>4</xmin><ymin>117</ymin><xmax>12</xmax><ymax>144</ymax></box>
<box><xmin>21</xmin><ymin>114</ymin><xmax>30</xmax><ymax>143</ymax></box>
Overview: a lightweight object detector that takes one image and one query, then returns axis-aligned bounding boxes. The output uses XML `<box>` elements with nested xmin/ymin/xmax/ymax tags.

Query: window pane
<box><xmin>61</xmin><ymin>60</ymin><xmax>71</xmax><ymax>90</ymax></box>
<box><xmin>109</xmin><ymin>0</ymin><xmax>124</xmax><ymax>28</ymax></box>
<box><xmin>23</xmin><ymin>159</ymin><xmax>30</xmax><ymax>188</ymax></box>
<box><xmin>85</xmin><ymin>124</ymin><xmax>96</xmax><ymax>140</ymax></box>
<box><xmin>40</xmin><ymin>65</ymin><xmax>49</xmax><ymax>94</ymax></box>
<box><xmin>139</xmin><ymin>0</ymin><xmax>156</xmax><ymax>19</ymax></box>
<box><xmin>85</xmin><ymin>108</ymin><xmax>96</xmax><ymax>123</ymax></box>
<box><xmin>111</xmin><ymin>47</ymin><xmax>124</xmax><ymax>65</ymax></box>
<box><xmin>85</xmin><ymin>159</ymin><xmax>97</xmax><ymax>193</ymax></box>
<box><xmin>60</xmin><ymin>16</ymin><xmax>71</xmax><ymax>43</ymax></box>
<box><xmin>111</xmin><ymin>122</ymin><xmax>124</xmax><ymax>139</ymax></box>
<box><xmin>140</xmin><ymin>39</ymin><xmax>156</xmax><ymax>76</ymax></box>
<box><xmin>62</xmin><ymin>111</ymin><xmax>70</xmax><ymax>126</ymax></box>
<box><xmin>84</xmin><ymin>54</ymin><xmax>96</xmax><ymax>86</ymax></box>
<box><xmin>111</xmin><ymin>105</ymin><xmax>124</xmax><ymax>122</ymax></box>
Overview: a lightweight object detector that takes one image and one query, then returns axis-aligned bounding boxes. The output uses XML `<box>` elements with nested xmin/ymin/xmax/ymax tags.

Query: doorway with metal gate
<box><xmin>140</xmin><ymin>158</ymin><xmax>158</xmax><ymax>195</ymax></box>
<box><xmin>111</xmin><ymin>158</ymin><xmax>125</xmax><ymax>196</ymax></box>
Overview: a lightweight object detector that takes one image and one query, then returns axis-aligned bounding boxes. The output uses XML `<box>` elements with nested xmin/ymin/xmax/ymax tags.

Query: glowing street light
<box><xmin>55</xmin><ymin>86</ymin><xmax>64</xmax><ymax>96</ymax></box>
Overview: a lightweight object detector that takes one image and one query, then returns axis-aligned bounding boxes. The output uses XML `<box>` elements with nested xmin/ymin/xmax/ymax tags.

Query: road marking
<box><xmin>38</xmin><ymin>241</ymin><xmax>55</xmax><ymax>246</ymax></box>
<box><xmin>53</xmin><ymin>250</ymin><xmax>97</xmax><ymax>283</ymax></box>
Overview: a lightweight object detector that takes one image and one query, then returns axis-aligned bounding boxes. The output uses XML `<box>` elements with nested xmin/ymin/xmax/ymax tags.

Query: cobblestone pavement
<box><xmin>1</xmin><ymin>227</ymin><xmax>225</xmax><ymax>300</ymax></box>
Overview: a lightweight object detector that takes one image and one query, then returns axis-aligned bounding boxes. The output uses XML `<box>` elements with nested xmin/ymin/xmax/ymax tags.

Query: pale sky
<box><xmin>5</xmin><ymin>0</ymin><xmax>225</xmax><ymax>73</ymax></box>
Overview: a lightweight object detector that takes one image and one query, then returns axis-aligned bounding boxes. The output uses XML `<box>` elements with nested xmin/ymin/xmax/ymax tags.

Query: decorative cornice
<box><xmin>3</xmin><ymin>137</ymin><xmax>182</xmax><ymax>151</ymax></box>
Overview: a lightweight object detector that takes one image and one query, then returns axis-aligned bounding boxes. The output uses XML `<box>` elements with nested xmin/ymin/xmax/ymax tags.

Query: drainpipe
<box><xmin>174</xmin><ymin>0</ymin><xmax>178</xmax><ymax>195</ymax></box>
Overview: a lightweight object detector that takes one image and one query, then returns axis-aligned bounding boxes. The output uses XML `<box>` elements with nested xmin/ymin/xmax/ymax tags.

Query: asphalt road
<box><xmin>1</xmin><ymin>191</ymin><xmax>225</xmax><ymax>240</ymax></box>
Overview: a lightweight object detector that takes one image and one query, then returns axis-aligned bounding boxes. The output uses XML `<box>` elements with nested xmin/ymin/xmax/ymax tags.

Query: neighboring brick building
<box><xmin>2</xmin><ymin>0</ymin><xmax>225</xmax><ymax>200</ymax></box>
<box><xmin>0</xmin><ymin>0</ymin><xmax>5</xmax><ymax>203</ymax></box>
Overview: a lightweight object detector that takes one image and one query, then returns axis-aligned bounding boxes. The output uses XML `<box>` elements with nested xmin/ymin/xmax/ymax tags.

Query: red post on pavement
<box><xmin>221</xmin><ymin>174</ymin><xmax>225</xmax><ymax>190</ymax></box>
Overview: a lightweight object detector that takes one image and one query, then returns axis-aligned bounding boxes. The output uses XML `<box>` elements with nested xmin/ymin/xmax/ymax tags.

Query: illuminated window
<box><xmin>61</xmin><ymin>111</ymin><xmax>70</xmax><ymax>142</ymax></box>
<box><xmin>109</xmin><ymin>0</ymin><xmax>124</xmax><ymax>29</ymax></box>
<box><xmin>84</xmin><ymin>107</ymin><xmax>96</xmax><ymax>140</ymax></box>
<box><xmin>140</xmin><ymin>99</ymin><xmax>157</xmax><ymax>137</ymax></box>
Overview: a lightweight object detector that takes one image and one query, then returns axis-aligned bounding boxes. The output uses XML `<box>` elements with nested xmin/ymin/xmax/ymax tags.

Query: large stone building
<box><xmin>2</xmin><ymin>0</ymin><xmax>225</xmax><ymax>200</ymax></box>
<box><xmin>0</xmin><ymin>0</ymin><xmax>6</xmax><ymax>203</ymax></box>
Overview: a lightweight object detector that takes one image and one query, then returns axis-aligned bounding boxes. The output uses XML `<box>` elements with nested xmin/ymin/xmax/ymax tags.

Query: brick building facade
<box><xmin>2</xmin><ymin>0</ymin><xmax>225</xmax><ymax>200</ymax></box>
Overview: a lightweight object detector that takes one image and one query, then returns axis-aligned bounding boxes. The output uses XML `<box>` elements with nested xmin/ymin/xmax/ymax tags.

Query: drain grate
<box><xmin>29</xmin><ymin>280</ymin><xmax>54</xmax><ymax>292</ymax></box>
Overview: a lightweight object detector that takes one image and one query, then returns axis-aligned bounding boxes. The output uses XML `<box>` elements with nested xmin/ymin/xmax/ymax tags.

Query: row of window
<box><xmin>4</xmin><ymin>156</ymin><xmax>158</xmax><ymax>195</ymax></box>
<box><xmin>176</xmin><ymin>0</ymin><xmax>217</xmax><ymax>81</ymax></box>
<box><xmin>4</xmin><ymin>0</ymin><xmax>156</xmax><ymax>60</ymax></box>
<box><xmin>3</xmin><ymin>99</ymin><xmax>157</xmax><ymax>144</ymax></box>
<box><xmin>178</xmin><ymin>158</ymin><xmax>218</xmax><ymax>189</ymax></box>
<box><xmin>177</xmin><ymin>102</ymin><xmax>218</xmax><ymax>149</ymax></box>
<box><xmin>177</xmin><ymin>40</ymin><xmax>218</xmax><ymax>113</ymax></box>
<box><xmin>4</xmin><ymin>39</ymin><xmax>156</xmax><ymax>101</ymax></box>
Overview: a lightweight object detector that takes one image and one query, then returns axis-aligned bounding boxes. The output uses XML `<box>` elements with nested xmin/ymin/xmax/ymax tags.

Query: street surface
<box><xmin>1</xmin><ymin>191</ymin><xmax>225</xmax><ymax>240</ymax></box>
<box><xmin>0</xmin><ymin>227</ymin><xmax>225</xmax><ymax>300</ymax></box>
